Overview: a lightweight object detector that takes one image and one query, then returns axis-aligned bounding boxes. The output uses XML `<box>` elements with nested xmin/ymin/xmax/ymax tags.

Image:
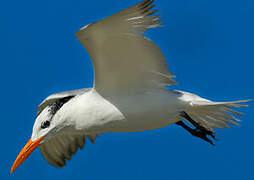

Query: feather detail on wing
<box><xmin>76</xmin><ymin>0</ymin><xmax>176</xmax><ymax>94</ymax></box>
<box><xmin>77</xmin><ymin>0</ymin><xmax>161</xmax><ymax>36</ymax></box>
<box><xmin>39</xmin><ymin>133</ymin><xmax>98</xmax><ymax>168</ymax></box>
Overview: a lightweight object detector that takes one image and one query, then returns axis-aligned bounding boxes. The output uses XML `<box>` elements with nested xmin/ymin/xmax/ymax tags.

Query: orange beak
<box><xmin>10</xmin><ymin>136</ymin><xmax>44</xmax><ymax>174</ymax></box>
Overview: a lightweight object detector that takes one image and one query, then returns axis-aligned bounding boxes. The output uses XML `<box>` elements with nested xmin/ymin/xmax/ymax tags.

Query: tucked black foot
<box><xmin>176</xmin><ymin>112</ymin><xmax>217</xmax><ymax>145</ymax></box>
<box><xmin>189</xmin><ymin>127</ymin><xmax>215</xmax><ymax>145</ymax></box>
<box><xmin>180</xmin><ymin>111</ymin><xmax>216</xmax><ymax>140</ymax></box>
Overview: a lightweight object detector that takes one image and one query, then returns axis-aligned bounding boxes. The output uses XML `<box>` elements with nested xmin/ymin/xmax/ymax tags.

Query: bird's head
<box><xmin>10</xmin><ymin>96</ymin><xmax>73</xmax><ymax>173</ymax></box>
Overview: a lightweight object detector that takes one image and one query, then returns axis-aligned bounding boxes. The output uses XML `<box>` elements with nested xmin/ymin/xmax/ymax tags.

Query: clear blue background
<box><xmin>1</xmin><ymin>0</ymin><xmax>253</xmax><ymax>179</ymax></box>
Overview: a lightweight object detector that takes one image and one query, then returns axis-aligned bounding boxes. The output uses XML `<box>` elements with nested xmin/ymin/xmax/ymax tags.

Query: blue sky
<box><xmin>1</xmin><ymin>0</ymin><xmax>254</xmax><ymax>179</ymax></box>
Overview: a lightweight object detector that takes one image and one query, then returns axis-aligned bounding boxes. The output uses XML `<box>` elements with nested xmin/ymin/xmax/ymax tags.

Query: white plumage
<box><xmin>11</xmin><ymin>0</ymin><xmax>249</xmax><ymax>173</ymax></box>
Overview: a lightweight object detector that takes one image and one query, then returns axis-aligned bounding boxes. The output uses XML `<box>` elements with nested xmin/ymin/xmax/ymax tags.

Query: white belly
<box><xmin>103</xmin><ymin>89</ymin><xmax>183</xmax><ymax>133</ymax></box>
<box><xmin>60</xmin><ymin>88</ymin><xmax>183</xmax><ymax>134</ymax></box>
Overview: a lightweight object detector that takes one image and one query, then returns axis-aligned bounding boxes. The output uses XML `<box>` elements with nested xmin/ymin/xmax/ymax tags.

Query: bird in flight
<box><xmin>11</xmin><ymin>0</ymin><xmax>249</xmax><ymax>173</ymax></box>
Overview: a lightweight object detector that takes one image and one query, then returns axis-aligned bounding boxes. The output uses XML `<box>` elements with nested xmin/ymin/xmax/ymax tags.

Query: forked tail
<box><xmin>177</xmin><ymin>91</ymin><xmax>250</xmax><ymax>144</ymax></box>
<box><xmin>185</xmin><ymin>99</ymin><xmax>250</xmax><ymax>130</ymax></box>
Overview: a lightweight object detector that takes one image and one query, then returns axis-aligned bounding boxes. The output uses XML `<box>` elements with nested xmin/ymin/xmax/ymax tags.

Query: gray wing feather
<box><xmin>76</xmin><ymin>0</ymin><xmax>177</xmax><ymax>94</ymax></box>
<box><xmin>39</xmin><ymin>133</ymin><xmax>96</xmax><ymax>168</ymax></box>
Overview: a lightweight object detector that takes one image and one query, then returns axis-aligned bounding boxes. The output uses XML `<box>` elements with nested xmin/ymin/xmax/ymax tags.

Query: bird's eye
<box><xmin>41</xmin><ymin>120</ymin><xmax>50</xmax><ymax>129</ymax></box>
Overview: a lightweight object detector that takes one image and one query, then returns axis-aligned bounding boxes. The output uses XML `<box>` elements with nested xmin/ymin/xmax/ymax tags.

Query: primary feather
<box><xmin>76</xmin><ymin>0</ymin><xmax>176</xmax><ymax>94</ymax></box>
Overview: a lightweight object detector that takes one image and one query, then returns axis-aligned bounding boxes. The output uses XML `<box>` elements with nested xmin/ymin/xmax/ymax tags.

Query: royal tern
<box><xmin>11</xmin><ymin>0</ymin><xmax>249</xmax><ymax>173</ymax></box>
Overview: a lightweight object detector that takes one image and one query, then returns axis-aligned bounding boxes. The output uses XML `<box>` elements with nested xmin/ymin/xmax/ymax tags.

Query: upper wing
<box><xmin>76</xmin><ymin>0</ymin><xmax>176</xmax><ymax>94</ymax></box>
<box><xmin>36</xmin><ymin>88</ymin><xmax>91</xmax><ymax>115</ymax></box>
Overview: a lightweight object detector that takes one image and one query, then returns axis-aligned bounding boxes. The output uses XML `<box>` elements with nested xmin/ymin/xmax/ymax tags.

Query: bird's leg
<box><xmin>180</xmin><ymin>111</ymin><xmax>216</xmax><ymax>140</ymax></box>
<box><xmin>176</xmin><ymin>121</ymin><xmax>215</xmax><ymax>145</ymax></box>
<box><xmin>176</xmin><ymin>111</ymin><xmax>216</xmax><ymax>145</ymax></box>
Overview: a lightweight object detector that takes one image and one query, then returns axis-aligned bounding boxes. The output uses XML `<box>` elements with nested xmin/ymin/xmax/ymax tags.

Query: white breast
<box><xmin>55</xmin><ymin>88</ymin><xmax>182</xmax><ymax>134</ymax></box>
<box><xmin>55</xmin><ymin>89</ymin><xmax>124</xmax><ymax>134</ymax></box>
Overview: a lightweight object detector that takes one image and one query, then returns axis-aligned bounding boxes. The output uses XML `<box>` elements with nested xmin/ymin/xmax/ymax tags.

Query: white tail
<box><xmin>178</xmin><ymin>91</ymin><xmax>250</xmax><ymax>131</ymax></box>
<box><xmin>187</xmin><ymin>99</ymin><xmax>250</xmax><ymax>130</ymax></box>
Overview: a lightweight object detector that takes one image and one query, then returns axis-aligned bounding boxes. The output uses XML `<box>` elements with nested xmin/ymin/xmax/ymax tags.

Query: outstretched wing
<box><xmin>76</xmin><ymin>0</ymin><xmax>176</xmax><ymax>94</ymax></box>
<box><xmin>39</xmin><ymin>133</ymin><xmax>99</xmax><ymax>167</ymax></box>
